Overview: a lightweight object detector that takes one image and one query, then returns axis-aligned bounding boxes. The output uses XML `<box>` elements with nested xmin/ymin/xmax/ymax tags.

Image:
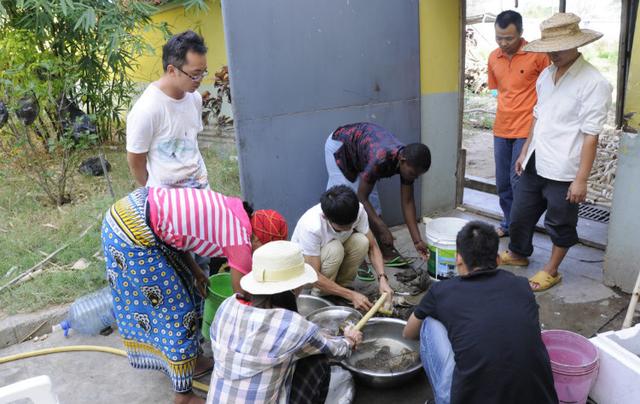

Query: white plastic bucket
<box><xmin>424</xmin><ymin>217</ymin><xmax>468</xmax><ymax>280</ymax></box>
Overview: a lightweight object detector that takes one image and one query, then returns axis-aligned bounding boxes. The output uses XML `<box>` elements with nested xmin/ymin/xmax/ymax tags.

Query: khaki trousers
<box><xmin>312</xmin><ymin>233</ymin><xmax>369</xmax><ymax>295</ymax></box>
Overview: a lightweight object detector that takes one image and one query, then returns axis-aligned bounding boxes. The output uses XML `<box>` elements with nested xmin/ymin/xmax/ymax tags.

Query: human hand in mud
<box><xmin>350</xmin><ymin>291</ymin><xmax>373</xmax><ymax>311</ymax></box>
<box><xmin>378</xmin><ymin>274</ymin><xmax>394</xmax><ymax>299</ymax></box>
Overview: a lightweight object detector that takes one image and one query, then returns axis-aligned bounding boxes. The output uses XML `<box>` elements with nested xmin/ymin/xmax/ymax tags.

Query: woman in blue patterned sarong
<box><xmin>101</xmin><ymin>187</ymin><xmax>287</xmax><ymax>404</ymax></box>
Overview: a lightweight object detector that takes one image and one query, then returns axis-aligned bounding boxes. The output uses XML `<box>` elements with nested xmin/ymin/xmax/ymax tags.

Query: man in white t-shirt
<box><xmin>126</xmin><ymin>30</ymin><xmax>209</xmax><ymax>189</ymax></box>
<box><xmin>292</xmin><ymin>185</ymin><xmax>393</xmax><ymax>310</ymax></box>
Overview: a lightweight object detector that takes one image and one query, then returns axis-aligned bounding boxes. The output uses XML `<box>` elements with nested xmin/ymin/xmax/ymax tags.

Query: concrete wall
<box><xmin>129</xmin><ymin>0</ymin><xmax>227</xmax><ymax>84</ymax></box>
<box><xmin>605</xmin><ymin>132</ymin><xmax>640</xmax><ymax>293</ymax></box>
<box><xmin>221</xmin><ymin>0</ymin><xmax>421</xmax><ymax>229</ymax></box>
<box><xmin>625</xmin><ymin>6</ymin><xmax>640</xmax><ymax>128</ymax></box>
<box><xmin>419</xmin><ymin>0</ymin><xmax>462</xmax><ymax>214</ymax></box>
<box><xmin>606</xmin><ymin>6</ymin><xmax>640</xmax><ymax>293</ymax></box>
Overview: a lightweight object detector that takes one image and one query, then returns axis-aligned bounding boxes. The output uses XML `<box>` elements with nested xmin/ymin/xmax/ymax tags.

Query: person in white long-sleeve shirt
<box><xmin>500</xmin><ymin>13</ymin><xmax>612</xmax><ymax>292</ymax></box>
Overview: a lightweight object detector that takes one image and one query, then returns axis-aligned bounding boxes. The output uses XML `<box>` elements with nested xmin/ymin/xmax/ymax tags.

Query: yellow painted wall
<box><xmin>624</xmin><ymin>10</ymin><xmax>640</xmax><ymax>128</ymax></box>
<box><xmin>130</xmin><ymin>0</ymin><xmax>227</xmax><ymax>83</ymax></box>
<box><xmin>419</xmin><ymin>0</ymin><xmax>461</xmax><ymax>95</ymax></box>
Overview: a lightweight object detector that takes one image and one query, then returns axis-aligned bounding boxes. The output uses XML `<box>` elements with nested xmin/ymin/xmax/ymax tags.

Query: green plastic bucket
<box><xmin>424</xmin><ymin>217</ymin><xmax>468</xmax><ymax>280</ymax></box>
<box><xmin>202</xmin><ymin>272</ymin><xmax>233</xmax><ymax>340</ymax></box>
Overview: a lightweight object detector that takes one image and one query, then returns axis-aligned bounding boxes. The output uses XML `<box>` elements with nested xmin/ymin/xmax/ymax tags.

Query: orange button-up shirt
<box><xmin>488</xmin><ymin>40</ymin><xmax>550</xmax><ymax>139</ymax></box>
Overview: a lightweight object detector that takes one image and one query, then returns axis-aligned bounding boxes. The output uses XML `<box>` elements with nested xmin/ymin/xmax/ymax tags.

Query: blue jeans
<box><xmin>325</xmin><ymin>135</ymin><xmax>382</xmax><ymax>215</ymax></box>
<box><xmin>494</xmin><ymin>137</ymin><xmax>526</xmax><ymax>230</ymax></box>
<box><xmin>420</xmin><ymin>318</ymin><xmax>455</xmax><ymax>404</ymax></box>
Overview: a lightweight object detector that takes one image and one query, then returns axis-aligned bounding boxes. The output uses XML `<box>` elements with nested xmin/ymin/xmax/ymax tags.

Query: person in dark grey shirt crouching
<box><xmin>403</xmin><ymin>221</ymin><xmax>557</xmax><ymax>404</ymax></box>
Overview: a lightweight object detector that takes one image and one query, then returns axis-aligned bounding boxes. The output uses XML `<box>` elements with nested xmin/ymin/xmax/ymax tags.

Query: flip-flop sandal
<box><xmin>385</xmin><ymin>256</ymin><xmax>414</xmax><ymax>267</ymax></box>
<box><xmin>495</xmin><ymin>227</ymin><xmax>509</xmax><ymax>238</ymax></box>
<box><xmin>499</xmin><ymin>251</ymin><xmax>529</xmax><ymax>267</ymax></box>
<box><xmin>529</xmin><ymin>271</ymin><xmax>562</xmax><ymax>292</ymax></box>
<box><xmin>387</xmin><ymin>260</ymin><xmax>414</xmax><ymax>268</ymax></box>
<box><xmin>357</xmin><ymin>264</ymin><xmax>375</xmax><ymax>282</ymax></box>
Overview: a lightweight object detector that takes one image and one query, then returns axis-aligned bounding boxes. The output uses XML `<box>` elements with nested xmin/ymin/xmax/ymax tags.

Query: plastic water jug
<box><xmin>60</xmin><ymin>286</ymin><xmax>115</xmax><ymax>336</ymax></box>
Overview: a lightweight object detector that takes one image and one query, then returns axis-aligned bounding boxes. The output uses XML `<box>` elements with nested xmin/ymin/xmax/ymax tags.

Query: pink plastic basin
<box><xmin>542</xmin><ymin>330</ymin><xmax>600</xmax><ymax>404</ymax></box>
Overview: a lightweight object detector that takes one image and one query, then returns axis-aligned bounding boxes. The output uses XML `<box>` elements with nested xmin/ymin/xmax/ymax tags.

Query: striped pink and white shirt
<box><xmin>147</xmin><ymin>187</ymin><xmax>253</xmax><ymax>275</ymax></box>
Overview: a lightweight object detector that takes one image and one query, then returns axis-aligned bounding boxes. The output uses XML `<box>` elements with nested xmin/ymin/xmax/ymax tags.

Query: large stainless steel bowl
<box><xmin>297</xmin><ymin>294</ymin><xmax>333</xmax><ymax>317</ymax></box>
<box><xmin>306</xmin><ymin>306</ymin><xmax>363</xmax><ymax>336</ymax></box>
<box><xmin>341</xmin><ymin>317</ymin><xmax>422</xmax><ymax>388</ymax></box>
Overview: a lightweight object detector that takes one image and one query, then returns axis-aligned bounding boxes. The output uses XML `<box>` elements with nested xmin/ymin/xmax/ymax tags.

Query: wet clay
<box><xmin>354</xmin><ymin>343</ymin><xmax>420</xmax><ymax>372</ymax></box>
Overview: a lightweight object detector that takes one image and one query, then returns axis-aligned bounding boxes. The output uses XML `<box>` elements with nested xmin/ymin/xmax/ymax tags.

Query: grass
<box><xmin>463</xmin><ymin>90</ymin><xmax>497</xmax><ymax>134</ymax></box>
<box><xmin>0</xmin><ymin>145</ymin><xmax>240</xmax><ymax>315</ymax></box>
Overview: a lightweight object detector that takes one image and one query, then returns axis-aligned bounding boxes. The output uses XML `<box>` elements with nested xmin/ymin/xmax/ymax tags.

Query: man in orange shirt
<box><xmin>488</xmin><ymin>10</ymin><xmax>549</xmax><ymax>237</ymax></box>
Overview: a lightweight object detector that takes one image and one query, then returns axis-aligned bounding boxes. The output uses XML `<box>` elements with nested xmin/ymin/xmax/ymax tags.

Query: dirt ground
<box><xmin>2</xmin><ymin>213</ymin><xmax>633</xmax><ymax>404</ymax></box>
<box><xmin>463</xmin><ymin>93</ymin><xmax>497</xmax><ymax>180</ymax></box>
<box><xmin>461</xmin><ymin>92</ymin><xmax>618</xmax><ymax>182</ymax></box>
<box><xmin>463</xmin><ymin>126</ymin><xmax>495</xmax><ymax>180</ymax></box>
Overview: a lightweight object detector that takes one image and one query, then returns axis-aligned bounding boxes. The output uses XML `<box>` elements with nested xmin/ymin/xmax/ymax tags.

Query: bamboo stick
<box><xmin>354</xmin><ymin>293</ymin><xmax>389</xmax><ymax>331</ymax></box>
<box><xmin>622</xmin><ymin>268</ymin><xmax>640</xmax><ymax>329</ymax></box>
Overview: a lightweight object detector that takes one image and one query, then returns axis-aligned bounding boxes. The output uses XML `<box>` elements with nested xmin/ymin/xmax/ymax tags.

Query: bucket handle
<box><xmin>429</xmin><ymin>235</ymin><xmax>445</xmax><ymax>244</ymax></box>
<box><xmin>422</xmin><ymin>216</ymin><xmax>444</xmax><ymax>244</ymax></box>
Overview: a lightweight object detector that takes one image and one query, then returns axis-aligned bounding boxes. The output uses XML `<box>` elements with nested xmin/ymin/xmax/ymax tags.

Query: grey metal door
<box><xmin>221</xmin><ymin>0</ymin><xmax>421</xmax><ymax>230</ymax></box>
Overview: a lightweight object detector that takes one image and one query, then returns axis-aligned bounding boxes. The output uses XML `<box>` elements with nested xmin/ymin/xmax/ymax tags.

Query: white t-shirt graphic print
<box><xmin>126</xmin><ymin>84</ymin><xmax>208</xmax><ymax>189</ymax></box>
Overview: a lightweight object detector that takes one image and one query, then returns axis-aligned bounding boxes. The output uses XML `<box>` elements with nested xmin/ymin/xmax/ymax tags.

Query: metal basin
<box><xmin>297</xmin><ymin>294</ymin><xmax>333</xmax><ymax>317</ymax></box>
<box><xmin>341</xmin><ymin>317</ymin><xmax>422</xmax><ymax>388</ymax></box>
<box><xmin>306</xmin><ymin>306</ymin><xmax>362</xmax><ymax>336</ymax></box>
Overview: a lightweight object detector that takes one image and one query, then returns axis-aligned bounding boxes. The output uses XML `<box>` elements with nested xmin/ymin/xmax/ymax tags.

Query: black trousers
<box><xmin>508</xmin><ymin>155</ymin><xmax>579</xmax><ymax>257</ymax></box>
<box><xmin>289</xmin><ymin>355</ymin><xmax>330</xmax><ymax>404</ymax></box>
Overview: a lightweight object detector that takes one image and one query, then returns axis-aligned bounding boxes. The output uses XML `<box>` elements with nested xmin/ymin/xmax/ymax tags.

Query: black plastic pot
<box><xmin>71</xmin><ymin>114</ymin><xmax>96</xmax><ymax>143</ymax></box>
<box><xmin>0</xmin><ymin>101</ymin><xmax>8</xmax><ymax>128</ymax></box>
<box><xmin>16</xmin><ymin>96</ymin><xmax>39</xmax><ymax>125</ymax></box>
<box><xmin>58</xmin><ymin>98</ymin><xmax>96</xmax><ymax>143</ymax></box>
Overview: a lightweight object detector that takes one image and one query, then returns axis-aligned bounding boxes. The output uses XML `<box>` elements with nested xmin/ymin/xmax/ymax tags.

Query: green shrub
<box><xmin>0</xmin><ymin>0</ymin><xmax>171</xmax><ymax>143</ymax></box>
<box><xmin>0</xmin><ymin>1</ymin><xmax>172</xmax><ymax>205</ymax></box>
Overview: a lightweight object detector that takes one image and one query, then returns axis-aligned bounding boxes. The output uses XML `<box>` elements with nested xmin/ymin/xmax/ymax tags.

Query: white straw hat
<box><xmin>240</xmin><ymin>240</ymin><xmax>318</xmax><ymax>295</ymax></box>
<box><xmin>523</xmin><ymin>13</ymin><xmax>603</xmax><ymax>53</ymax></box>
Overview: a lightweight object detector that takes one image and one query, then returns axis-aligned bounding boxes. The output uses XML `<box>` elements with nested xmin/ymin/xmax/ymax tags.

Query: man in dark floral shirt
<box><xmin>325</xmin><ymin>122</ymin><xmax>431</xmax><ymax>260</ymax></box>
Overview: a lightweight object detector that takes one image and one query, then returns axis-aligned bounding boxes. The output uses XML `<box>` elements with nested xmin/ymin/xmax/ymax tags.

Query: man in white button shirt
<box><xmin>499</xmin><ymin>13</ymin><xmax>612</xmax><ymax>292</ymax></box>
<box><xmin>292</xmin><ymin>185</ymin><xmax>393</xmax><ymax>310</ymax></box>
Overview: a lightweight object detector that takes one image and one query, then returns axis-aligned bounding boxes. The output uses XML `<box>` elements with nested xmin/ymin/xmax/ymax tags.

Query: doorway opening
<box><xmin>460</xmin><ymin>0</ymin><xmax>623</xmax><ymax>248</ymax></box>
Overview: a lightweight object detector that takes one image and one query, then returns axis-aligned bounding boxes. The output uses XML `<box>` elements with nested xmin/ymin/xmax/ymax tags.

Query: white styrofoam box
<box><xmin>589</xmin><ymin>324</ymin><xmax>640</xmax><ymax>404</ymax></box>
<box><xmin>0</xmin><ymin>375</ymin><xmax>58</xmax><ymax>404</ymax></box>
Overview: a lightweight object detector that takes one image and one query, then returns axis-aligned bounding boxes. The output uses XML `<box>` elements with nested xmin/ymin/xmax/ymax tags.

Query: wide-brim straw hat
<box><xmin>523</xmin><ymin>13</ymin><xmax>602</xmax><ymax>53</ymax></box>
<box><xmin>241</xmin><ymin>240</ymin><xmax>318</xmax><ymax>295</ymax></box>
